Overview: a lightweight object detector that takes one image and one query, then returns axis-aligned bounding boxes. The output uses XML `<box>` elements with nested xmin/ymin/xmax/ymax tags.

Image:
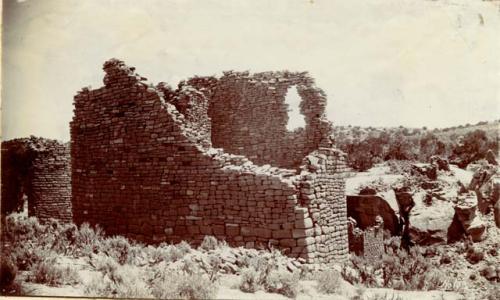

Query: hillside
<box><xmin>333</xmin><ymin>120</ymin><xmax>499</xmax><ymax>171</ymax></box>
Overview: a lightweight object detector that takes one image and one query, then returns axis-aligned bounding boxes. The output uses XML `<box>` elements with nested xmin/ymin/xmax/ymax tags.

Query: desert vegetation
<box><xmin>1</xmin><ymin>212</ymin><xmax>487</xmax><ymax>299</ymax></box>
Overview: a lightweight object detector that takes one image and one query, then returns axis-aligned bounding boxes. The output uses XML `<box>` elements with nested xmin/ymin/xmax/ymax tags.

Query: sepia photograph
<box><xmin>1</xmin><ymin>0</ymin><xmax>499</xmax><ymax>299</ymax></box>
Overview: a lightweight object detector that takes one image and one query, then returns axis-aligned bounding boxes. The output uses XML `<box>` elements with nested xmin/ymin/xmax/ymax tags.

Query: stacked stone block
<box><xmin>71</xmin><ymin>59</ymin><xmax>348</xmax><ymax>264</ymax></box>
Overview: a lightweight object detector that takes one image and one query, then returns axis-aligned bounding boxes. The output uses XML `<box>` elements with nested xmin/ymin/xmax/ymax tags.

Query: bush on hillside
<box><xmin>335</xmin><ymin>126</ymin><xmax>498</xmax><ymax>171</ymax></box>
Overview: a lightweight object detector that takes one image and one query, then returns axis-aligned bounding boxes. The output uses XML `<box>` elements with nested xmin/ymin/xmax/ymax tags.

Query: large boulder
<box><xmin>393</xmin><ymin>187</ymin><xmax>415</xmax><ymax>218</ymax></box>
<box><xmin>408</xmin><ymin>193</ymin><xmax>455</xmax><ymax>245</ymax></box>
<box><xmin>469</xmin><ymin>165</ymin><xmax>499</xmax><ymax>213</ymax></box>
<box><xmin>346</xmin><ymin>192</ymin><xmax>401</xmax><ymax>235</ymax></box>
<box><xmin>454</xmin><ymin>193</ymin><xmax>487</xmax><ymax>242</ymax></box>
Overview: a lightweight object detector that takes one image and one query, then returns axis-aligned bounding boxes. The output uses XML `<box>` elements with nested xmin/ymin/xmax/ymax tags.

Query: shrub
<box><xmin>239</xmin><ymin>267</ymin><xmax>260</xmax><ymax>293</ymax></box>
<box><xmin>264</xmin><ymin>269</ymin><xmax>300</xmax><ymax>298</ymax></box>
<box><xmin>342</xmin><ymin>255</ymin><xmax>378</xmax><ymax>287</ymax></box>
<box><xmin>143</xmin><ymin>243</ymin><xmax>194</xmax><ymax>265</ymax></box>
<box><xmin>75</xmin><ymin>223</ymin><xmax>105</xmax><ymax>255</ymax></box>
<box><xmin>101</xmin><ymin>236</ymin><xmax>131</xmax><ymax>265</ymax></box>
<box><xmin>51</xmin><ymin>223</ymin><xmax>78</xmax><ymax>255</ymax></box>
<box><xmin>146</xmin><ymin>245</ymin><xmax>170</xmax><ymax>265</ymax></box>
<box><xmin>28</xmin><ymin>257</ymin><xmax>80</xmax><ymax>286</ymax></box>
<box><xmin>90</xmin><ymin>253</ymin><xmax>119</xmax><ymax>276</ymax></box>
<box><xmin>439</xmin><ymin>277</ymin><xmax>466</xmax><ymax>295</ymax></box>
<box><xmin>238</xmin><ymin>250</ymin><xmax>299</xmax><ymax>298</ymax></box>
<box><xmin>200</xmin><ymin>236</ymin><xmax>218</xmax><ymax>251</ymax></box>
<box><xmin>84</xmin><ymin>264</ymin><xmax>152</xmax><ymax>298</ymax></box>
<box><xmin>169</xmin><ymin>242</ymin><xmax>192</xmax><ymax>262</ymax></box>
<box><xmin>177</xmin><ymin>241</ymin><xmax>192</xmax><ymax>253</ymax></box>
<box><xmin>9</xmin><ymin>241</ymin><xmax>51</xmax><ymax>271</ymax></box>
<box><xmin>365</xmin><ymin>293</ymin><xmax>404</xmax><ymax>300</ymax></box>
<box><xmin>0</xmin><ymin>256</ymin><xmax>18</xmax><ymax>291</ymax></box>
<box><xmin>170</xmin><ymin>272</ymin><xmax>218</xmax><ymax>299</ymax></box>
<box><xmin>83</xmin><ymin>274</ymin><xmax>115</xmax><ymax>297</ymax></box>
<box><xmin>342</xmin><ymin>247</ymin><xmax>434</xmax><ymax>291</ymax></box>
<box><xmin>2</xmin><ymin>215</ymin><xmax>45</xmax><ymax>243</ymax></box>
<box><xmin>421</xmin><ymin>269</ymin><xmax>446</xmax><ymax>290</ymax></box>
<box><xmin>315</xmin><ymin>269</ymin><xmax>342</xmax><ymax>294</ymax></box>
<box><xmin>150</xmin><ymin>268</ymin><xmax>218</xmax><ymax>299</ymax></box>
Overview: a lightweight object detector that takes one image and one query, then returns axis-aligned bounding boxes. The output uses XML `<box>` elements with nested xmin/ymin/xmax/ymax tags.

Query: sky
<box><xmin>2</xmin><ymin>0</ymin><xmax>499</xmax><ymax>142</ymax></box>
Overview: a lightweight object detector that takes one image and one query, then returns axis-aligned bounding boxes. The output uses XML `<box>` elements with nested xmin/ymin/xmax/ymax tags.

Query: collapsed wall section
<box><xmin>157</xmin><ymin>76</ymin><xmax>218</xmax><ymax>148</ymax></box>
<box><xmin>1</xmin><ymin>137</ymin><xmax>72</xmax><ymax>222</ymax></box>
<box><xmin>70</xmin><ymin>59</ymin><xmax>348</xmax><ymax>264</ymax></box>
<box><xmin>209</xmin><ymin>71</ymin><xmax>334</xmax><ymax>170</ymax></box>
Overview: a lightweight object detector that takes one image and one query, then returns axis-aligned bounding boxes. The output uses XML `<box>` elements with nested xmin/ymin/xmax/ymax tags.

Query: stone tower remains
<box><xmin>70</xmin><ymin>59</ymin><xmax>349</xmax><ymax>263</ymax></box>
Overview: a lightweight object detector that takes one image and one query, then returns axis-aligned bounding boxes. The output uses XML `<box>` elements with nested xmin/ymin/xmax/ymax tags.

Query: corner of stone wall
<box><xmin>289</xmin><ymin>147</ymin><xmax>350</xmax><ymax>264</ymax></box>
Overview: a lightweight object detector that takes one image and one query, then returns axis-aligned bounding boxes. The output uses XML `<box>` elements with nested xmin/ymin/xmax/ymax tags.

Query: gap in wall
<box><xmin>285</xmin><ymin>85</ymin><xmax>306</xmax><ymax>131</ymax></box>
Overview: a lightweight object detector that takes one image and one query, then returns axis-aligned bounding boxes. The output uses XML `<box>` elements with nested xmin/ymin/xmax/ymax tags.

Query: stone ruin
<box><xmin>1</xmin><ymin>136</ymin><xmax>72</xmax><ymax>222</ymax></box>
<box><xmin>348</xmin><ymin>216</ymin><xmax>385</xmax><ymax>260</ymax></box>
<box><xmin>69</xmin><ymin>59</ymin><xmax>350</xmax><ymax>264</ymax></box>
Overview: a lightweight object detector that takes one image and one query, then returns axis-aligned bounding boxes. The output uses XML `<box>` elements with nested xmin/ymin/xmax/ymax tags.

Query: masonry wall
<box><xmin>363</xmin><ymin>226</ymin><xmax>384</xmax><ymax>260</ymax></box>
<box><xmin>209</xmin><ymin>71</ymin><xmax>333</xmax><ymax>170</ymax></box>
<box><xmin>1</xmin><ymin>137</ymin><xmax>72</xmax><ymax>222</ymax></box>
<box><xmin>347</xmin><ymin>220</ymin><xmax>384</xmax><ymax>259</ymax></box>
<box><xmin>71</xmin><ymin>59</ymin><xmax>348</xmax><ymax>263</ymax></box>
